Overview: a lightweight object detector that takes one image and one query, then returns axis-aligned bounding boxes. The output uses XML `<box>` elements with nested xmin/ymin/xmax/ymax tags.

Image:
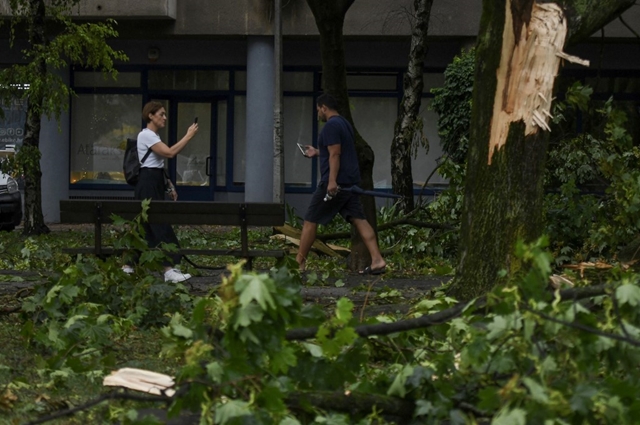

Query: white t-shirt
<box><xmin>137</xmin><ymin>128</ymin><xmax>165</xmax><ymax>169</ymax></box>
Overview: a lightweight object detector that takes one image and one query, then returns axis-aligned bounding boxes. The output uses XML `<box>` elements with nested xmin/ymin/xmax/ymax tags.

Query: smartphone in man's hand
<box><xmin>297</xmin><ymin>143</ymin><xmax>308</xmax><ymax>157</ymax></box>
<box><xmin>194</xmin><ymin>117</ymin><xmax>198</xmax><ymax>124</ymax></box>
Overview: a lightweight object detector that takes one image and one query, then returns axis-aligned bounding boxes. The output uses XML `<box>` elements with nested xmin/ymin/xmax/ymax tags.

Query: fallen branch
<box><xmin>24</xmin><ymin>391</ymin><xmax>171</xmax><ymax>425</ymax></box>
<box><xmin>286</xmin><ymin>284</ymin><xmax>609</xmax><ymax>341</ymax></box>
<box><xmin>286</xmin><ymin>390</ymin><xmax>415</xmax><ymax>419</ymax></box>
<box><xmin>0</xmin><ymin>306</ymin><xmax>21</xmax><ymax>315</ymax></box>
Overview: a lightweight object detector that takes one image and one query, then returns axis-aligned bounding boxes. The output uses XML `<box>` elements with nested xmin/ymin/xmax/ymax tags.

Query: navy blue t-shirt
<box><xmin>317</xmin><ymin>116</ymin><xmax>360</xmax><ymax>186</ymax></box>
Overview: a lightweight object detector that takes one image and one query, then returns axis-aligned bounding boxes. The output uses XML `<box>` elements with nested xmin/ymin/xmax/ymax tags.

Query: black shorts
<box><xmin>304</xmin><ymin>182</ymin><xmax>366</xmax><ymax>225</ymax></box>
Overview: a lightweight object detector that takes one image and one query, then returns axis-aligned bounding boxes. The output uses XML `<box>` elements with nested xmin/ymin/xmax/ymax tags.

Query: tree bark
<box><xmin>21</xmin><ymin>0</ymin><xmax>49</xmax><ymax>235</ymax></box>
<box><xmin>305</xmin><ymin>0</ymin><xmax>379</xmax><ymax>272</ymax></box>
<box><xmin>390</xmin><ymin>0</ymin><xmax>434</xmax><ymax>213</ymax></box>
<box><xmin>449</xmin><ymin>0</ymin><xmax>635</xmax><ymax>301</ymax></box>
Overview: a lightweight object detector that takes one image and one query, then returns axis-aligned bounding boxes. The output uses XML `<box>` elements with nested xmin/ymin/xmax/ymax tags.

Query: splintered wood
<box><xmin>488</xmin><ymin>1</ymin><xmax>589</xmax><ymax>164</ymax></box>
<box><xmin>103</xmin><ymin>368</ymin><xmax>176</xmax><ymax>397</ymax></box>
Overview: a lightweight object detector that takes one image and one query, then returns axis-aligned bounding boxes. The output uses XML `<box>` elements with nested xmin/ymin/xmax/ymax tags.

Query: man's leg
<box><xmin>297</xmin><ymin>220</ymin><xmax>318</xmax><ymax>271</ymax></box>
<box><xmin>352</xmin><ymin>218</ymin><xmax>386</xmax><ymax>271</ymax></box>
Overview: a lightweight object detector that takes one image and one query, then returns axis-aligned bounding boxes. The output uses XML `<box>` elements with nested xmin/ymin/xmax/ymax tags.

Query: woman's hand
<box><xmin>186</xmin><ymin>123</ymin><xmax>199</xmax><ymax>139</ymax></box>
<box><xmin>166</xmin><ymin>185</ymin><xmax>178</xmax><ymax>201</ymax></box>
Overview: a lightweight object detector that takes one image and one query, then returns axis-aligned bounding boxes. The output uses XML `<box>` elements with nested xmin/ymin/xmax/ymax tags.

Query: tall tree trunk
<box><xmin>22</xmin><ymin>0</ymin><xmax>49</xmax><ymax>235</ymax></box>
<box><xmin>390</xmin><ymin>0</ymin><xmax>433</xmax><ymax>214</ymax></box>
<box><xmin>306</xmin><ymin>0</ymin><xmax>378</xmax><ymax>271</ymax></box>
<box><xmin>449</xmin><ymin>0</ymin><xmax>635</xmax><ymax>301</ymax></box>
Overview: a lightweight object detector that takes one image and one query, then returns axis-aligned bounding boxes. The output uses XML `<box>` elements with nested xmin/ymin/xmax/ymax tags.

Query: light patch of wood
<box><xmin>488</xmin><ymin>1</ymin><xmax>589</xmax><ymax>164</ymax></box>
<box><xmin>103</xmin><ymin>368</ymin><xmax>176</xmax><ymax>397</ymax></box>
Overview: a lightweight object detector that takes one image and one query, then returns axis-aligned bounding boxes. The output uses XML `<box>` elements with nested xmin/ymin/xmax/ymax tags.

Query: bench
<box><xmin>59</xmin><ymin>200</ymin><xmax>287</xmax><ymax>269</ymax></box>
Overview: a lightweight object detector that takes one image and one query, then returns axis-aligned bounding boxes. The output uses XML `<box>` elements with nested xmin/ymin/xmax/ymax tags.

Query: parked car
<box><xmin>0</xmin><ymin>145</ymin><xmax>22</xmax><ymax>231</ymax></box>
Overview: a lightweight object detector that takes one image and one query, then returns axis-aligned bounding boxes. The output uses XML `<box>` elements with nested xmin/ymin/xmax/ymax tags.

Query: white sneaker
<box><xmin>164</xmin><ymin>268</ymin><xmax>192</xmax><ymax>283</ymax></box>
<box><xmin>122</xmin><ymin>265</ymin><xmax>134</xmax><ymax>274</ymax></box>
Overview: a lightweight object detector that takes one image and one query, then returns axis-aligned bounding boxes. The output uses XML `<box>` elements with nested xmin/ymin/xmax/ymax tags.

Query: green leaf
<box><xmin>234</xmin><ymin>303</ymin><xmax>265</xmax><ymax>329</ymax></box>
<box><xmin>478</xmin><ymin>387</ymin><xmax>501</xmax><ymax>411</ymax></box>
<box><xmin>302</xmin><ymin>342</ymin><xmax>323</xmax><ymax>358</ymax></box>
<box><xmin>615</xmin><ymin>284</ymin><xmax>640</xmax><ymax>307</ymax></box>
<box><xmin>570</xmin><ymin>384</ymin><xmax>598</xmax><ymax>414</ymax></box>
<box><xmin>387</xmin><ymin>365</ymin><xmax>414</xmax><ymax>398</ymax></box>
<box><xmin>487</xmin><ymin>316</ymin><xmax>509</xmax><ymax>340</ymax></box>
<box><xmin>214</xmin><ymin>399</ymin><xmax>251</xmax><ymax>424</ymax></box>
<box><xmin>237</xmin><ymin>275</ymin><xmax>276</xmax><ymax>310</ymax></box>
<box><xmin>206</xmin><ymin>361</ymin><xmax>224</xmax><ymax>383</ymax></box>
<box><xmin>335</xmin><ymin>298</ymin><xmax>353</xmax><ymax>324</ymax></box>
<box><xmin>523</xmin><ymin>377</ymin><xmax>549</xmax><ymax>403</ymax></box>
<box><xmin>64</xmin><ymin>314</ymin><xmax>87</xmax><ymax>329</ymax></box>
<box><xmin>415</xmin><ymin>399</ymin><xmax>434</xmax><ymax>417</ymax></box>
<box><xmin>270</xmin><ymin>345</ymin><xmax>297</xmax><ymax>374</ymax></box>
<box><xmin>59</xmin><ymin>284</ymin><xmax>80</xmax><ymax>303</ymax></box>
<box><xmin>280</xmin><ymin>418</ymin><xmax>301</xmax><ymax>425</ymax></box>
<box><xmin>168</xmin><ymin>315</ymin><xmax>193</xmax><ymax>339</ymax></box>
<box><xmin>491</xmin><ymin>407</ymin><xmax>526</xmax><ymax>425</ymax></box>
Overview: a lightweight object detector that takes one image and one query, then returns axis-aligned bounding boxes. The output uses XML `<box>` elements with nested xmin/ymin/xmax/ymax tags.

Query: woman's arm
<box><xmin>151</xmin><ymin>123</ymin><xmax>199</xmax><ymax>158</ymax></box>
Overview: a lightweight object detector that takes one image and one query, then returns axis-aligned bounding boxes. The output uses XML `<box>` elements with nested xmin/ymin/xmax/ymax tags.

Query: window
<box><xmin>70</xmin><ymin>94</ymin><xmax>142</xmax><ymax>184</ymax></box>
<box><xmin>148</xmin><ymin>70</ymin><xmax>229</xmax><ymax>90</ymax></box>
<box><xmin>350</xmin><ymin>97</ymin><xmax>397</xmax><ymax>188</ymax></box>
<box><xmin>233</xmin><ymin>96</ymin><xmax>246</xmax><ymax>185</ymax></box>
<box><xmin>284</xmin><ymin>96</ymin><xmax>314</xmax><ymax>187</ymax></box>
<box><xmin>350</xmin><ymin>97</ymin><xmax>445</xmax><ymax>189</ymax></box>
<box><xmin>0</xmin><ymin>98</ymin><xmax>27</xmax><ymax>148</ymax></box>
<box><xmin>74</xmin><ymin>72</ymin><xmax>141</xmax><ymax>88</ymax></box>
<box><xmin>416</xmin><ymin>99</ymin><xmax>446</xmax><ymax>186</ymax></box>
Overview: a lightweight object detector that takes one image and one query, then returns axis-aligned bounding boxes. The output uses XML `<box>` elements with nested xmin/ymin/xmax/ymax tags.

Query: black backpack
<box><xmin>123</xmin><ymin>138</ymin><xmax>152</xmax><ymax>186</ymax></box>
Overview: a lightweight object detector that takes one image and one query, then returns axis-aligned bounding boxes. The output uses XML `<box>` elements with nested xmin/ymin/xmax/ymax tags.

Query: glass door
<box><xmin>172</xmin><ymin>101</ymin><xmax>213</xmax><ymax>200</ymax></box>
<box><xmin>151</xmin><ymin>98</ymin><xmax>227</xmax><ymax>200</ymax></box>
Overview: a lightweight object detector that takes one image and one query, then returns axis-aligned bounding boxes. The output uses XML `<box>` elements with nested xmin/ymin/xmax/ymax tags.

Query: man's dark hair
<box><xmin>317</xmin><ymin>93</ymin><xmax>339</xmax><ymax>111</ymax></box>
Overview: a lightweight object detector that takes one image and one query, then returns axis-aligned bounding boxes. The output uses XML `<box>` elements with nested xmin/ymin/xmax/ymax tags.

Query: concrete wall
<box><xmin>2</xmin><ymin>0</ymin><xmax>637</xmax><ymax>40</ymax></box>
<box><xmin>81</xmin><ymin>0</ymin><xmax>638</xmax><ymax>40</ymax></box>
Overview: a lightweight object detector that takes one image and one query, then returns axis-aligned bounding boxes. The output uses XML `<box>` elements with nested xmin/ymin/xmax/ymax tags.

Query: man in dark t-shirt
<box><xmin>297</xmin><ymin>94</ymin><xmax>386</xmax><ymax>275</ymax></box>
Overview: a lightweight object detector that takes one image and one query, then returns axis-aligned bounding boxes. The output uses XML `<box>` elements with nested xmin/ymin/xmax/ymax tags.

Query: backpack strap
<box><xmin>140</xmin><ymin>147</ymin><xmax>152</xmax><ymax>164</ymax></box>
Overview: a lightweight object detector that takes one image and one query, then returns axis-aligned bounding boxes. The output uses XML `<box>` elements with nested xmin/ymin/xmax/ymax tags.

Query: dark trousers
<box><xmin>134</xmin><ymin>168</ymin><xmax>181</xmax><ymax>267</ymax></box>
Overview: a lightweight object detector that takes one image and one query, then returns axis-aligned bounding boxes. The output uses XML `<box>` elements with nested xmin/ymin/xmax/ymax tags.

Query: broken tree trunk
<box><xmin>448</xmin><ymin>0</ymin><xmax>634</xmax><ymax>301</ymax></box>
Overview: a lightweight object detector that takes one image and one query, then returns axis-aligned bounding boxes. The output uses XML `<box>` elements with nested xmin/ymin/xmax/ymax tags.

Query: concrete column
<box><xmin>40</xmin><ymin>67</ymin><xmax>70</xmax><ymax>223</ymax></box>
<box><xmin>245</xmin><ymin>36</ymin><xmax>275</xmax><ymax>202</ymax></box>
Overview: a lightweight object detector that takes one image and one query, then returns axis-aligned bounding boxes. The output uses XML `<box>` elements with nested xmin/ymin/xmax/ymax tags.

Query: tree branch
<box><xmin>619</xmin><ymin>14</ymin><xmax>640</xmax><ymax>38</ymax></box>
<box><xmin>521</xmin><ymin>304</ymin><xmax>640</xmax><ymax>348</ymax></box>
<box><xmin>286</xmin><ymin>284</ymin><xmax>610</xmax><ymax>341</ymax></box>
<box><xmin>286</xmin><ymin>390</ymin><xmax>414</xmax><ymax>418</ymax></box>
<box><xmin>24</xmin><ymin>391</ymin><xmax>172</xmax><ymax>425</ymax></box>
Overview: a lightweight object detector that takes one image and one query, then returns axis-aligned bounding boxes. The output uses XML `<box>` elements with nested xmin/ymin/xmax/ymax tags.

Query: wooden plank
<box><xmin>63</xmin><ymin>247</ymin><xmax>285</xmax><ymax>258</ymax></box>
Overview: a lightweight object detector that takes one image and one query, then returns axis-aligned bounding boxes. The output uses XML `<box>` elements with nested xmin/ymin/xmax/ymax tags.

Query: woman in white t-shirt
<box><xmin>122</xmin><ymin>101</ymin><xmax>198</xmax><ymax>283</ymax></box>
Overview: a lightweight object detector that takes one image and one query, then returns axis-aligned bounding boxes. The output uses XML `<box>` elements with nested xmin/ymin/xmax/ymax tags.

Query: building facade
<box><xmin>1</xmin><ymin>0</ymin><xmax>639</xmax><ymax>222</ymax></box>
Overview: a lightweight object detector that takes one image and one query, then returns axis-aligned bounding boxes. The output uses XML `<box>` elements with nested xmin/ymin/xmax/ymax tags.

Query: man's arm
<box><xmin>327</xmin><ymin>144</ymin><xmax>341</xmax><ymax>195</ymax></box>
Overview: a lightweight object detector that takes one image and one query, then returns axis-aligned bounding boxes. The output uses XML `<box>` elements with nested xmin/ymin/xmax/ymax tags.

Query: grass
<box><xmin>0</xmin><ymin>311</ymin><xmax>182</xmax><ymax>425</ymax></box>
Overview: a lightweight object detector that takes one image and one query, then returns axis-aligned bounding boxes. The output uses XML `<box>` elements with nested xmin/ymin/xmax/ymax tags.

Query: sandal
<box><xmin>359</xmin><ymin>265</ymin><xmax>387</xmax><ymax>276</ymax></box>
